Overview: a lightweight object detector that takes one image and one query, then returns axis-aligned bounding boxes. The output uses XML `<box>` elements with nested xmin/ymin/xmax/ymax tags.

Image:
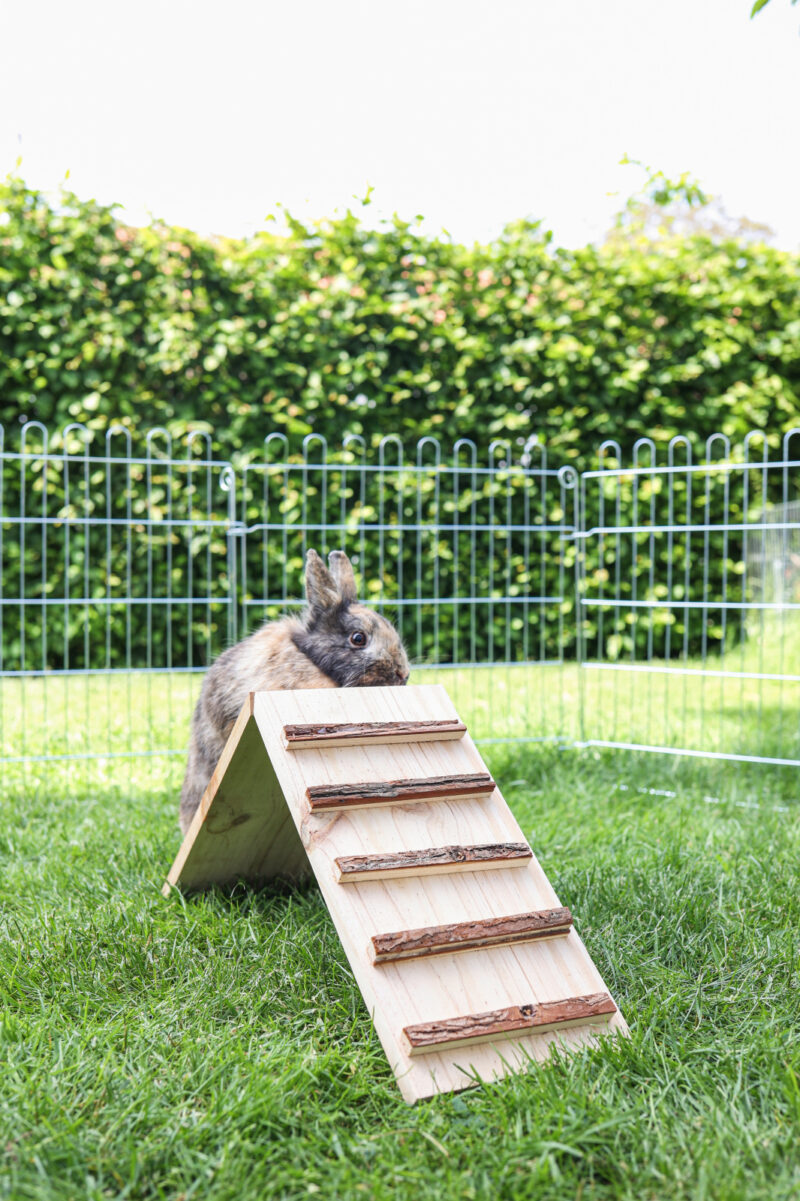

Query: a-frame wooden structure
<box><xmin>164</xmin><ymin>685</ymin><xmax>628</xmax><ymax>1102</ymax></box>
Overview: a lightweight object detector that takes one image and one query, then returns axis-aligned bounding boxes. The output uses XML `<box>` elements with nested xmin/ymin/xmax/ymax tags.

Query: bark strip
<box><xmin>371</xmin><ymin>906</ymin><xmax>573</xmax><ymax>962</ymax></box>
<box><xmin>335</xmin><ymin>841</ymin><xmax>532</xmax><ymax>881</ymax></box>
<box><xmin>284</xmin><ymin>719</ymin><xmax>466</xmax><ymax>748</ymax></box>
<box><xmin>403</xmin><ymin>992</ymin><xmax>617</xmax><ymax>1054</ymax></box>
<box><xmin>306</xmin><ymin>772</ymin><xmax>495</xmax><ymax>811</ymax></box>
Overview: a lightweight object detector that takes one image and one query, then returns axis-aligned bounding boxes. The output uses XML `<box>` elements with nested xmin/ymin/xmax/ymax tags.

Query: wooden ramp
<box><xmin>164</xmin><ymin>684</ymin><xmax>628</xmax><ymax>1102</ymax></box>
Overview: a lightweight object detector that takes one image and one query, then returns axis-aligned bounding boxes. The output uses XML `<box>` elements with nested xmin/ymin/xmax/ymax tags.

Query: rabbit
<box><xmin>179</xmin><ymin>548</ymin><xmax>410</xmax><ymax>833</ymax></box>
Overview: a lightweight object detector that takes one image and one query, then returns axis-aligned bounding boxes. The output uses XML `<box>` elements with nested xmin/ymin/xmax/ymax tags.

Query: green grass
<box><xmin>2</xmin><ymin>630</ymin><xmax>799</xmax><ymax>793</ymax></box>
<box><xmin>1</xmin><ymin>712</ymin><xmax>799</xmax><ymax>1200</ymax></box>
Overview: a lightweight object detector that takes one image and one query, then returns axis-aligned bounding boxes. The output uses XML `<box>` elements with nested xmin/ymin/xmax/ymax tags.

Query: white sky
<box><xmin>1</xmin><ymin>0</ymin><xmax>799</xmax><ymax>248</ymax></box>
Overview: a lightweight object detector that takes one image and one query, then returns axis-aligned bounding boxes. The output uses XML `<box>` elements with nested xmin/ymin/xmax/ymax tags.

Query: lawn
<box><xmin>1</xmin><ymin>671</ymin><xmax>799</xmax><ymax>1200</ymax></box>
<box><xmin>2</xmin><ymin>615</ymin><xmax>799</xmax><ymax>786</ymax></box>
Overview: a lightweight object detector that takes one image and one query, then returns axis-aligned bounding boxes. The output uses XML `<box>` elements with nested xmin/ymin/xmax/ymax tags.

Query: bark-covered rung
<box><xmin>306</xmin><ymin>772</ymin><xmax>496</xmax><ymax>812</ymax></box>
<box><xmin>371</xmin><ymin>906</ymin><xmax>573</xmax><ymax>963</ymax></box>
<box><xmin>284</xmin><ymin>719</ymin><xmax>467</xmax><ymax>749</ymax></box>
<box><xmin>334</xmin><ymin>841</ymin><xmax>532</xmax><ymax>883</ymax></box>
<box><xmin>403</xmin><ymin>993</ymin><xmax>617</xmax><ymax>1055</ymax></box>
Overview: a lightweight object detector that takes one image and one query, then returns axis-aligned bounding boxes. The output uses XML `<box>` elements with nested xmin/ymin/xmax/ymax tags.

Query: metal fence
<box><xmin>1</xmin><ymin>422</ymin><xmax>798</xmax><ymax>793</ymax></box>
<box><xmin>576</xmin><ymin>431</ymin><xmax>800</xmax><ymax>767</ymax></box>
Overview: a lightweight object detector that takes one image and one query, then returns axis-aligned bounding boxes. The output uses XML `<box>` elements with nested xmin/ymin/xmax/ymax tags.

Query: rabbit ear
<box><xmin>305</xmin><ymin>548</ymin><xmax>341</xmax><ymax>613</ymax></box>
<box><xmin>328</xmin><ymin>550</ymin><xmax>358</xmax><ymax>604</ymax></box>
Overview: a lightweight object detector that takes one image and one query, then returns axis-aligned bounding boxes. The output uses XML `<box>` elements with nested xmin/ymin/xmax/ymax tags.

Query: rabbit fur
<box><xmin>179</xmin><ymin>548</ymin><xmax>410</xmax><ymax>833</ymax></box>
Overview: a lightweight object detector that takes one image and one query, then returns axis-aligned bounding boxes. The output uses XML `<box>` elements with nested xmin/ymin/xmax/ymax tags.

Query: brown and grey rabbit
<box><xmin>179</xmin><ymin>548</ymin><xmax>410</xmax><ymax>833</ymax></box>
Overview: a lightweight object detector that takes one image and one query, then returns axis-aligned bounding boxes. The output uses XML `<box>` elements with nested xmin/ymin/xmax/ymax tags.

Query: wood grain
<box><xmin>284</xmin><ymin>719</ymin><xmax>467</xmax><ymax>749</ymax></box>
<box><xmin>335</xmin><ymin>841</ymin><xmax>532</xmax><ymax>883</ymax></box>
<box><xmin>162</xmin><ymin>697</ymin><xmax>310</xmax><ymax>896</ymax></box>
<box><xmin>306</xmin><ymin>771</ymin><xmax>496</xmax><ymax>812</ymax></box>
<box><xmin>371</xmin><ymin>906</ymin><xmax>573</xmax><ymax>963</ymax></box>
<box><xmin>403</xmin><ymin>992</ymin><xmax>617</xmax><ymax>1055</ymax></box>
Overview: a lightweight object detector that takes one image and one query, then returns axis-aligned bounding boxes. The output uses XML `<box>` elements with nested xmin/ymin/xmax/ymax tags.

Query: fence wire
<box><xmin>0</xmin><ymin>422</ymin><xmax>798</xmax><ymax>794</ymax></box>
<box><xmin>576</xmin><ymin>431</ymin><xmax>800</xmax><ymax>766</ymax></box>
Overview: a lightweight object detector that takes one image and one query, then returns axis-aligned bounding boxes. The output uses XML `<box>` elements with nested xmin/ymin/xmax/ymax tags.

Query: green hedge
<box><xmin>1</xmin><ymin>175</ymin><xmax>799</xmax><ymax>671</ymax></box>
<box><xmin>2</xmin><ymin>174</ymin><xmax>799</xmax><ymax>456</ymax></box>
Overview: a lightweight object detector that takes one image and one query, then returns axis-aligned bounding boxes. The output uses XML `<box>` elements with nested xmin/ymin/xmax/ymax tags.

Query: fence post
<box><xmin>559</xmin><ymin>464</ymin><xmax>583</xmax><ymax>744</ymax></box>
<box><xmin>221</xmin><ymin>465</ymin><xmax>238</xmax><ymax>648</ymax></box>
<box><xmin>576</xmin><ymin>466</ymin><xmax>585</xmax><ymax>745</ymax></box>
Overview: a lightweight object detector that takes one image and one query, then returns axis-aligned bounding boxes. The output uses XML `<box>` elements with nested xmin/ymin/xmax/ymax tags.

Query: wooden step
<box><xmin>371</xmin><ymin>906</ymin><xmax>573</xmax><ymax>964</ymax></box>
<box><xmin>306</xmin><ymin>772</ymin><xmax>496</xmax><ymax>813</ymax></box>
<box><xmin>403</xmin><ymin>993</ymin><xmax>617</xmax><ymax>1055</ymax></box>
<box><xmin>284</xmin><ymin>719</ymin><xmax>467</xmax><ymax>750</ymax></box>
<box><xmin>334</xmin><ymin>841</ymin><xmax>533</xmax><ymax>883</ymax></box>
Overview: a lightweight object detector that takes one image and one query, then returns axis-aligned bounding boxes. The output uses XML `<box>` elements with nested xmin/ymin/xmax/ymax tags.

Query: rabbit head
<box><xmin>291</xmin><ymin>549</ymin><xmax>410</xmax><ymax>687</ymax></box>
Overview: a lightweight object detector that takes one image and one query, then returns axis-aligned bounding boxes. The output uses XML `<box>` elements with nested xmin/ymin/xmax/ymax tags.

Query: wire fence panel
<box><xmin>576</xmin><ymin>430</ymin><xmax>800</xmax><ymax>766</ymax></box>
<box><xmin>1</xmin><ymin>421</ymin><xmax>798</xmax><ymax>795</ymax></box>
<box><xmin>0</xmin><ymin>423</ymin><xmax>236</xmax><ymax>793</ymax></box>
<box><xmin>0</xmin><ymin>424</ymin><xmax>578</xmax><ymax>793</ymax></box>
<box><xmin>237</xmin><ymin>434</ymin><xmax>579</xmax><ymax>746</ymax></box>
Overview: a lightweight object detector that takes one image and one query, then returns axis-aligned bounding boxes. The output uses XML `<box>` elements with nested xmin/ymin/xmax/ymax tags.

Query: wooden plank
<box><xmin>403</xmin><ymin>993</ymin><xmax>617</xmax><ymax>1055</ymax></box>
<box><xmin>306</xmin><ymin>771</ymin><xmax>496</xmax><ymax>812</ymax></box>
<box><xmin>371</xmin><ymin>906</ymin><xmax>573</xmax><ymax>963</ymax></box>
<box><xmin>284</xmin><ymin>719</ymin><xmax>467</xmax><ymax>749</ymax></box>
<box><xmin>162</xmin><ymin>696</ymin><xmax>310</xmax><ymax>896</ymax></box>
<box><xmin>252</xmin><ymin>687</ymin><xmax>629</xmax><ymax>1101</ymax></box>
<box><xmin>334</xmin><ymin>841</ymin><xmax>532</xmax><ymax>883</ymax></box>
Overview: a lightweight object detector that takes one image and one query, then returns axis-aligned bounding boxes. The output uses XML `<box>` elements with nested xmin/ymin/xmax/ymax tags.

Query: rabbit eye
<box><xmin>348</xmin><ymin>631</ymin><xmax>368</xmax><ymax>648</ymax></box>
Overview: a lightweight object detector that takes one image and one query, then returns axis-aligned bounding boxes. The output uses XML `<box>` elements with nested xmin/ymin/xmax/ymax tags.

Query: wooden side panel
<box><xmin>162</xmin><ymin>699</ymin><xmax>309</xmax><ymax>895</ymax></box>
